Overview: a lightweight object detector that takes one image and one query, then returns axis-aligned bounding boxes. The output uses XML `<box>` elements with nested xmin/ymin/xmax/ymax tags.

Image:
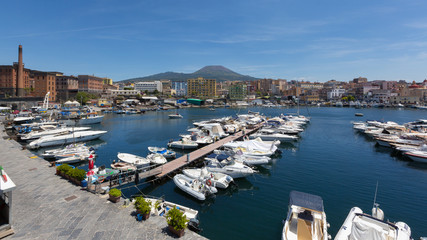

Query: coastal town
<box><xmin>1</xmin><ymin>46</ymin><xmax>427</xmax><ymax>111</ymax></box>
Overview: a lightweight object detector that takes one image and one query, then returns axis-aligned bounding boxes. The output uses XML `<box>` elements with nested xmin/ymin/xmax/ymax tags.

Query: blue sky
<box><xmin>1</xmin><ymin>0</ymin><xmax>427</xmax><ymax>82</ymax></box>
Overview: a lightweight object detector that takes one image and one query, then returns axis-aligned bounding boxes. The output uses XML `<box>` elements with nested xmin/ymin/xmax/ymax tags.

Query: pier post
<box><xmin>187</xmin><ymin>153</ymin><xmax>190</xmax><ymax>162</ymax></box>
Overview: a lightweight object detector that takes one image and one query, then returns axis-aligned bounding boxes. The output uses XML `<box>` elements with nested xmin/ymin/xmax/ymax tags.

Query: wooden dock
<box><xmin>154</xmin><ymin>124</ymin><xmax>262</xmax><ymax>180</ymax></box>
<box><xmin>87</xmin><ymin>124</ymin><xmax>262</xmax><ymax>192</ymax></box>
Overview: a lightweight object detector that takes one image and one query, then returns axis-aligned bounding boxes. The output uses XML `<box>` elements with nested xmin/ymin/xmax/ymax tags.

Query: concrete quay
<box><xmin>0</xmin><ymin>120</ymin><xmax>206</xmax><ymax>240</ymax></box>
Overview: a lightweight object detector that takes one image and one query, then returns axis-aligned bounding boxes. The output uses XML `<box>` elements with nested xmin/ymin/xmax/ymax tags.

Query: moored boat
<box><xmin>334</xmin><ymin>206</ymin><xmax>412</xmax><ymax>240</ymax></box>
<box><xmin>282</xmin><ymin>191</ymin><xmax>329</xmax><ymax>240</ymax></box>
<box><xmin>169</xmin><ymin>113</ymin><xmax>183</xmax><ymax>119</ymax></box>
<box><xmin>117</xmin><ymin>153</ymin><xmax>150</xmax><ymax>168</ymax></box>
<box><xmin>147</xmin><ymin>153</ymin><xmax>167</xmax><ymax>165</ymax></box>
<box><xmin>173</xmin><ymin>174</ymin><xmax>217</xmax><ymax>201</ymax></box>
<box><xmin>182</xmin><ymin>167</ymin><xmax>233</xmax><ymax>189</ymax></box>
<box><xmin>147</xmin><ymin>146</ymin><xmax>176</xmax><ymax>158</ymax></box>
<box><xmin>27</xmin><ymin>130</ymin><xmax>107</xmax><ymax>149</ymax></box>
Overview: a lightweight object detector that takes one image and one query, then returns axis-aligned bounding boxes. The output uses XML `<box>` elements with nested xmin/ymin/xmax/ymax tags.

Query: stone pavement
<box><xmin>0</xmin><ymin>120</ymin><xmax>206</xmax><ymax>240</ymax></box>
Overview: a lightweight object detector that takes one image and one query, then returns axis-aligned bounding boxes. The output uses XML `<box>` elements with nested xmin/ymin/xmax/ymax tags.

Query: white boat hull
<box><xmin>173</xmin><ymin>174</ymin><xmax>217</xmax><ymax>201</ymax></box>
<box><xmin>405</xmin><ymin>151</ymin><xmax>427</xmax><ymax>163</ymax></box>
<box><xmin>27</xmin><ymin>131</ymin><xmax>107</xmax><ymax>149</ymax></box>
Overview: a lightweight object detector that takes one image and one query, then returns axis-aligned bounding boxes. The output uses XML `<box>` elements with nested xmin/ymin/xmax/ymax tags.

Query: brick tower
<box><xmin>16</xmin><ymin>45</ymin><xmax>24</xmax><ymax>97</ymax></box>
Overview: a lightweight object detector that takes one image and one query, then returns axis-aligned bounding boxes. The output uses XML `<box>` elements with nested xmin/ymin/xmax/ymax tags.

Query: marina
<box><xmin>2</xmin><ymin>106</ymin><xmax>427</xmax><ymax>239</ymax></box>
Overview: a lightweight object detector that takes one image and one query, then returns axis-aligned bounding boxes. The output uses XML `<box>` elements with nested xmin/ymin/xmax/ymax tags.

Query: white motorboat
<box><xmin>41</xmin><ymin>143</ymin><xmax>90</xmax><ymax>159</ymax></box>
<box><xmin>117</xmin><ymin>153</ymin><xmax>150</xmax><ymax>168</ymax></box>
<box><xmin>145</xmin><ymin>198</ymin><xmax>199</xmax><ymax>220</ymax></box>
<box><xmin>282</xmin><ymin>191</ymin><xmax>329</xmax><ymax>240</ymax></box>
<box><xmin>13</xmin><ymin>116</ymin><xmax>35</xmax><ymax>125</ymax></box>
<box><xmin>250</xmin><ymin>131</ymin><xmax>298</xmax><ymax>142</ymax></box>
<box><xmin>213</xmin><ymin>150</ymin><xmax>272</xmax><ymax>166</ymax></box>
<box><xmin>60</xmin><ymin>112</ymin><xmax>104</xmax><ymax>126</ymax></box>
<box><xmin>168</xmin><ymin>138</ymin><xmax>198</xmax><ymax>149</ymax></box>
<box><xmin>147</xmin><ymin>146</ymin><xmax>176</xmax><ymax>158</ymax></box>
<box><xmin>183</xmin><ymin>167</ymin><xmax>233</xmax><ymax>189</ymax></box>
<box><xmin>223</xmin><ymin>137</ymin><xmax>279</xmax><ymax>154</ymax></box>
<box><xmin>147</xmin><ymin>153</ymin><xmax>167</xmax><ymax>165</ymax></box>
<box><xmin>27</xmin><ymin>130</ymin><xmax>107</xmax><ymax>149</ymax></box>
<box><xmin>111</xmin><ymin>162</ymin><xmax>137</xmax><ymax>171</ymax></box>
<box><xmin>173</xmin><ymin>174</ymin><xmax>217</xmax><ymax>201</ymax></box>
<box><xmin>20</xmin><ymin>126</ymin><xmax>91</xmax><ymax>141</ymax></box>
<box><xmin>334</xmin><ymin>206</ymin><xmax>412</xmax><ymax>240</ymax></box>
<box><xmin>169</xmin><ymin>113</ymin><xmax>183</xmax><ymax>119</ymax></box>
<box><xmin>205</xmin><ymin>158</ymin><xmax>256</xmax><ymax>178</ymax></box>
<box><xmin>55</xmin><ymin>153</ymin><xmax>94</xmax><ymax>164</ymax></box>
<box><xmin>405</xmin><ymin>150</ymin><xmax>427</xmax><ymax>163</ymax></box>
<box><xmin>180</xmin><ymin>133</ymin><xmax>214</xmax><ymax>145</ymax></box>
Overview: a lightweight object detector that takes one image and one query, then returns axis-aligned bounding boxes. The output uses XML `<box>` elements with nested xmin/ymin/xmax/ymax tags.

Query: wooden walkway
<box><xmin>154</xmin><ymin>124</ymin><xmax>262</xmax><ymax>179</ymax></box>
<box><xmin>87</xmin><ymin>124</ymin><xmax>262</xmax><ymax>191</ymax></box>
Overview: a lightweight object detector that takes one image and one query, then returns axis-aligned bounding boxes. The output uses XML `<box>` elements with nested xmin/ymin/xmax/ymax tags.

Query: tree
<box><xmin>75</xmin><ymin>92</ymin><xmax>98</xmax><ymax>105</ymax></box>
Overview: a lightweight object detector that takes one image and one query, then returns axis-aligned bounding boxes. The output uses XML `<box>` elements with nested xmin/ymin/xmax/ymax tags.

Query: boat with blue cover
<box><xmin>147</xmin><ymin>146</ymin><xmax>176</xmax><ymax>158</ymax></box>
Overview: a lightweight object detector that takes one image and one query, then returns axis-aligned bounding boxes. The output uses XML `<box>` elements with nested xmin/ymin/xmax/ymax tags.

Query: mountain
<box><xmin>119</xmin><ymin>65</ymin><xmax>259</xmax><ymax>82</ymax></box>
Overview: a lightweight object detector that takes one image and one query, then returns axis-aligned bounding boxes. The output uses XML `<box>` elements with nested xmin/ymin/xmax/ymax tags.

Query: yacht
<box><xmin>282</xmin><ymin>191</ymin><xmax>329</xmax><ymax>240</ymax></box>
<box><xmin>20</xmin><ymin>126</ymin><xmax>91</xmax><ymax>141</ymax></box>
<box><xmin>27</xmin><ymin>130</ymin><xmax>107</xmax><ymax>149</ymax></box>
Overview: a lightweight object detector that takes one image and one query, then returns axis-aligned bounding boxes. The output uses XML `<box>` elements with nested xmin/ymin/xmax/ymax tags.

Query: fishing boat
<box><xmin>169</xmin><ymin>113</ymin><xmax>183</xmax><ymax>119</ymax></box>
<box><xmin>147</xmin><ymin>153</ymin><xmax>167</xmax><ymax>165</ymax></box>
<box><xmin>117</xmin><ymin>153</ymin><xmax>150</xmax><ymax>168</ymax></box>
<box><xmin>355</xmin><ymin>113</ymin><xmax>364</xmax><ymax>117</ymax></box>
<box><xmin>183</xmin><ymin>167</ymin><xmax>234</xmax><ymax>189</ymax></box>
<box><xmin>173</xmin><ymin>174</ymin><xmax>217</xmax><ymax>201</ymax></box>
<box><xmin>27</xmin><ymin>130</ymin><xmax>107</xmax><ymax>149</ymax></box>
<box><xmin>167</xmin><ymin>138</ymin><xmax>198</xmax><ymax>149</ymax></box>
<box><xmin>334</xmin><ymin>206</ymin><xmax>411</xmax><ymax>240</ymax></box>
<box><xmin>282</xmin><ymin>191</ymin><xmax>329</xmax><ymax>240</ymax></box>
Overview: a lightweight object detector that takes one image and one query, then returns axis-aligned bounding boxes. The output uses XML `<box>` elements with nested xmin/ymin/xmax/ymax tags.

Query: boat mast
<box><xmin>373</xmin><ymin>181</ymin><xmax>379</xmax><ymax>209</ymax></box>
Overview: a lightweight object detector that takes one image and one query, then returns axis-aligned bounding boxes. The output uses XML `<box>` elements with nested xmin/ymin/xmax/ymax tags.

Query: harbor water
<box><xmin>60</xmin><ymin>107</ymin><xmax>427</xmax><ymax>239</ymax></box>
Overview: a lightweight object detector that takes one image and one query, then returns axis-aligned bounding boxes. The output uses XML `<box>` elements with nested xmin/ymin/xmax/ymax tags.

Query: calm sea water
<box><xmin>60</xmin><ymin>107</ymin><xmax>427</xmax><ymax>239</ymax></box>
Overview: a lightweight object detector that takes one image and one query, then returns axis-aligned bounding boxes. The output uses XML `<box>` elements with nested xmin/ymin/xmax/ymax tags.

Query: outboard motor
<box><xmin>187</xmin><ymin>218</ymin><xmax>202</xmax><ymax>232</ymax></box>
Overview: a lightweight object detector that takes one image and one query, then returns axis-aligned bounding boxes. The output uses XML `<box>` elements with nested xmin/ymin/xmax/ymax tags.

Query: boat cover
<box><xmin>349</xmin><ymin>216</ymin><xmax>387</xmax><ymax>240</ymax></box>
<box><xmin>224</xmin><ymin>139</ymin><xmax>277</xmax><ymax>153</ymax></box>
<box><xmin>289</xmin><ymin>191</ymin><xmax>324</xmax><ymax>212</ymax></box>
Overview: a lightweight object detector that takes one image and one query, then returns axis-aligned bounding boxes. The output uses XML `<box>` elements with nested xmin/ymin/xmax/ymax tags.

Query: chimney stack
<box><xmin>16</xmin><ymin>45</ymin><xmax>24</xmax><ymax>97</ymax></box>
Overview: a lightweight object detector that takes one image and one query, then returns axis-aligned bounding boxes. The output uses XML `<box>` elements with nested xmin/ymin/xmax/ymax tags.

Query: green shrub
<box><xmin>58</xmin><ymin>164</ymin><xmax>73</xmax><ymax>175</ymax></box>
<box><xmin>109</xmin><ymin>188</ymin><xmax>121</xmax><ymax>197</ymax></box>
<box><xmin>134</xmin><ymin>197</ymin><xmax>151</xmax><ymax>214</ymax></box>
<box><xmin>166</xmin><ymin>207</ymin><xmax>188</xmax><ymax>231</ymax></box>
<box><xmin>73</xmin><ymin>169</ymin><xmax>87</xmax><ymax>181</ymax></box>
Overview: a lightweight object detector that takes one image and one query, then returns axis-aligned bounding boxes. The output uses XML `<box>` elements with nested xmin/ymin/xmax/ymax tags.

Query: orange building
<box><xmin>0</xmin><ymin>65</ymin><xmax>31</xmax><ymax>97</ymax></box>
<box><xmin>78</xmin><ymin>75</ymin><xmax>104</xmax><ymax>93</ymax></box>
<box><xmin>31</xmin><ymin>71</ymin><xmax>57</xmax><ymax>101</ymax></box>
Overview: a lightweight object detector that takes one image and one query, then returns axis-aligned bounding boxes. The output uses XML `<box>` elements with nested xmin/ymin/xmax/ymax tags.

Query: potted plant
<box><xmin>108</xmin><ymin>188</ymin><xmax>121</xmax><ymax>203</ymax></box>
<box><xmin>73</xmin><ymin>169</ymin><xmax>86</xmax><ymax>186</ymax></box>
<box><xmin>166</xmin><ymin>207</ymin><xmax>188</xmax><ymax>237</ymax></box>
<box><xmin>134</xmin><ymin>196</ymin><xmax>152</xmax><ymax>220</ymax></box>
